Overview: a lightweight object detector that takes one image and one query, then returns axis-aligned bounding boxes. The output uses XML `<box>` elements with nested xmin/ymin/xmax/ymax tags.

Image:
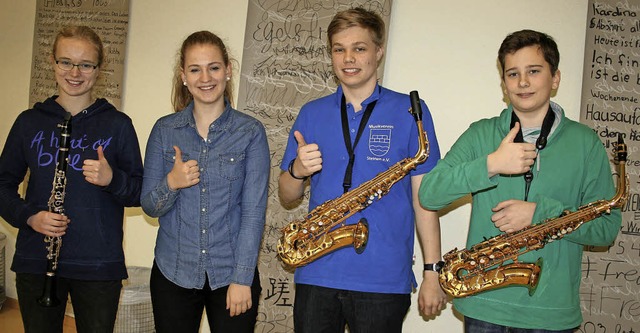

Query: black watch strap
<box><xmin>424</xmin><ymin>261</ymin><xmax>445</xmax><ymax>272</ymax></box>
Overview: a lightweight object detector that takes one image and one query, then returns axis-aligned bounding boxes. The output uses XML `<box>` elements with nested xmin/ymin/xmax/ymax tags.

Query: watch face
<box><xmin>435</xmin><ymin>261</ymin><xmax>444</xmax><ymax>272</ymax></box>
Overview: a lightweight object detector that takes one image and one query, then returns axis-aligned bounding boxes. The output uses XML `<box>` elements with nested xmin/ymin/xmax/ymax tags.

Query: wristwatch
<box><xmin>424</xmin><ymin>261</ymin><xmax>445</xmax><ymax>273</ymax></box>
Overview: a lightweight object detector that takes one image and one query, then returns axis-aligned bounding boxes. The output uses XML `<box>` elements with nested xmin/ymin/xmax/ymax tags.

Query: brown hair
<box><xmin>52</xmin><ymin>25</ymin><xmax>104</xmax><ymax>67</ymax></box>
<box><xmin>172</xmin><ymin>31</ymin><xmax>234</xmax><ymax>112</ymax></box>
<box><xmin>327</xmin><ymin>7</ymin><xmax>385</xmax><ymax>49</ymax></box>
<box><xmin>498</xmin><ymin>29</ymin><xmax>560</xmax><ymax>76</ymax></box>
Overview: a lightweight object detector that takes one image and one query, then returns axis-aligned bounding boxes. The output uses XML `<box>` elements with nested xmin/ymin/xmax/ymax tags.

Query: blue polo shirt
<box><xmin>280</xmin><ymin>84</ymin><xmax>441</xmax><ymax>293</ymax></box>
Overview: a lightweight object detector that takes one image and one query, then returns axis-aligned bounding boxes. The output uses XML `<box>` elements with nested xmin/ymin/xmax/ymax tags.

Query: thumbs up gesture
<box><xmin>486</xmin><ymin>123</ymin><xmax>537</xmax><ymax>177</ymax></box>
<box><xmin>291</xmin><ymin>131</ymin><xmax>323</xmax><ymax>178</ymax></box>
<box><xmin>83</xmin><ymin>145</ymin><xmax>113</xmax><ymax>186</ymax></box>
<box><xmin>167</xmin><ymin>146</ymin><xmax>200</xmax><ymax>190</ymax></box>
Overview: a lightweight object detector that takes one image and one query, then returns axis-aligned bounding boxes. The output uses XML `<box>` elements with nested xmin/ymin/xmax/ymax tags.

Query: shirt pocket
<box><xmin>218</xmin><ymin>152</ymin><xmax>245</xmax><ymax>180</ymax></box>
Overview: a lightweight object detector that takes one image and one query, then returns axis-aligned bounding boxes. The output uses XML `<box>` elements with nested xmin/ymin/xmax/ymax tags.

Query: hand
<box><xmin>26</xmin><ymin>211</ymin><xmax>70</xmax><ymax>237</ymax></box>
<box><xmin>291</xmin><ymin>131</ymin><xmax>322</xmax><ymax>178</ymax></box>
<box><xmin>418</xmin><ymin>272</ymin><xmax>448</xmax><ymax>317</ymax></box>
<box><xmin>82</xmin><ymin>146</ymin><xmax>113</xmax><ymax>186</ymax></box>
<box><xmin>487</xmin><ymin>123</ymin><xmax>537</xmax><ymax>177</ymax></box>
<box><xmin>226</xmin><ymin>283</ymin><xmax>252</xmax><ymax>317</ymax></box>
<box><xmin>491</xmin><ymin>199</ymin><xmax>536</xmax><ymax>233</ymax></box>
<box><xmin>167</xmin><ymin>146</ymin><xmax>200</xmax><ymax>190</ymax></box>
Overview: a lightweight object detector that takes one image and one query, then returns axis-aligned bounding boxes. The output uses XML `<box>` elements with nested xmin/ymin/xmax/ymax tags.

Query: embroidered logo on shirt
<box><xmin>368</xmin><ymin>125</ymin><xmax>393</xmax><ymax>157</ymax></box>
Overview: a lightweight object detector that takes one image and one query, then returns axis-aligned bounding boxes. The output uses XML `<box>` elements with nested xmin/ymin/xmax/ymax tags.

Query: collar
<box><xmin>500</xmin><ymin>101</ymin><xmax>564</xmax><ymax>142</ymax></box>
<box><xmin>44</xmin><ymin>96</ymin><xmax>109</xmax><ymax>120</ymax></box>
<box><xmin>171</xmin><ymin>99</ymin><xmax>233</xmax><ymax>131</ymax></box>
<box><xmin>334</xmin><ymin>83</ymin><xmax>382</xmax><ymax>112</ymax></box>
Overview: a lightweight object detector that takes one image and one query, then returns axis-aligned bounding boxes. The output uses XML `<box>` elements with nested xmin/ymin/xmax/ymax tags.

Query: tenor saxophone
<box><xmin>277</xmin><ymin>91</ymin><xmax>430</xmax><ymax>268</ymax></box>
<box><xmin>439</xmin><ymin>134</ymin><xmax>629</xmax><ymax>298</ymax></box>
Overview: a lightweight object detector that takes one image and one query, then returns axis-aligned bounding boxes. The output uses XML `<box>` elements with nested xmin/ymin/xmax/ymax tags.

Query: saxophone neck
<box><xmin>415</xmin><ymin>124</ymin><xmax>429</xmax><ymax>164</ymax></box>
<box><xmin>408</xmin><ymin>90</ymin><xmax>429</xmax><ymax>164</ymax></box>
<box><xmin>610</xmin><ymin>135</ymin><xmax>629</xmax><ymax>209</ymax></box>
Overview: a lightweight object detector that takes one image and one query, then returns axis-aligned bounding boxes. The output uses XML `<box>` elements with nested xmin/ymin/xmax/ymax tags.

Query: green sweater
<box><xmin>419</xmin><ymin>102</ymin><xmax>622</xmax><ymax>330</ymax></box>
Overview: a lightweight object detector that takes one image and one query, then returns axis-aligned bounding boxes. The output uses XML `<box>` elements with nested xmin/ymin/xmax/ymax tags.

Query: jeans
<box><xmin>465</xmin><ymin>316</ymin><xmax>576</xmax><ymax>333</ymax></box>
<box><xmin>16</xmin><ymin>272</ymin><xmax>122</xmax><ymax>333</ymax></box>
<box><xmin>294</xmin><ymin>283</ymin><xmax>411</xmax><ymax>333</ymax></box>
<box><xmin>150</xmin><ymin>262</ymin><xmax>262</xmax><ymax>333</ymax></box>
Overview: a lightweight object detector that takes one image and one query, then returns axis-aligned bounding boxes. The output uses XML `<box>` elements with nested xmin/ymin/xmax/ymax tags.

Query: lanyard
<box><xmin>340</xmin><ymin>95</ymin><xmax>377</xmax><ymax>193</ymax></box>
<box><xmin>509</xmin><ymin>106</ymin><xmax>555</xmax><ymax>201</ymax></box>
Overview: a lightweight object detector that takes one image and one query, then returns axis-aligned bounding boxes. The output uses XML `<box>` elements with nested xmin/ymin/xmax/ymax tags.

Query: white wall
<box><xmin>0</xmin><ymin>1</ymin><xmax>588</xmax><ymax>332</ymax></box>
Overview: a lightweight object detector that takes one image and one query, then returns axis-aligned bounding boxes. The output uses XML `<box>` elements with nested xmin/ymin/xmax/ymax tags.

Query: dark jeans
<box><xmin>150</xmin><ymin>262</ymin><xmax>262</xmax><ymax>333</ymax></box>
<box><xmin>16</xmin><ymin>272</ymin><xmax>122</xmax><ymax>333</ymax></box>
<box><xmin>294</xmin><ymin>283</ymin><xmax>411</xmax><ymax>333</ymax></box>
<box><xmin>465</xmin><ymin>316</ymin><xmax>576</xmax><ymax>333</ymax></box>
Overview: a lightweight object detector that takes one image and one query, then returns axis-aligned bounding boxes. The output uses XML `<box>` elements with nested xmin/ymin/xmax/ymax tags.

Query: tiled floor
<box><xmin>0</xmin><ymin>298</ymin><xmax>76</xmax><ymax>333</ymax></box>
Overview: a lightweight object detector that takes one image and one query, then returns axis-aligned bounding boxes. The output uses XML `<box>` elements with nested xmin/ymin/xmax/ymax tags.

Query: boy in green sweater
<box><xmin>419</xmin><ymin>29</ymin><xmax>621</xmax><ymax>332</ymax></box>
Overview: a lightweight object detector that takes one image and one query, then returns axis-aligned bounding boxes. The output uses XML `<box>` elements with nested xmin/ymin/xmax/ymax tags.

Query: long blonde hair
<box><xmin>172</xmin><ymin>31</ymin><xmax>234</xmax><ymax>112</ymax></box>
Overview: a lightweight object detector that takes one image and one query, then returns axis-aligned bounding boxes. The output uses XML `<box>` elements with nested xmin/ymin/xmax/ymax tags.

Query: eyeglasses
<box><xmin>55</xmin><ymin>59</ymin><xmax>98</xmax><ymax>73</ymax></box>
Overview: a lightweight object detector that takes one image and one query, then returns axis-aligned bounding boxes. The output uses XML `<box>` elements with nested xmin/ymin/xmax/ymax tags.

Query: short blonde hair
<box><xmin>52</xmin><ymin>26</ymin><xmax>104</xmax><ymax>67</ymax></box>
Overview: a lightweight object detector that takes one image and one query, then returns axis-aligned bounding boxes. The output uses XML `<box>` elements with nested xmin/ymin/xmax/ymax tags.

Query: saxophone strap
<box><xmin>340</xmin><ymin>95</ymin><xmax>377</xmax><ymax>193</ymax></box>
<box><xmin>509</xmin><ymin>105</ymin><xmax>555</xmax><ymax>201</ymax></box>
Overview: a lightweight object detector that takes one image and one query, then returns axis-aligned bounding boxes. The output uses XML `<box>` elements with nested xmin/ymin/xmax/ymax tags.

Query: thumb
<box><xmin>96</xmin><ymin>146</ymin><xmax>105</xmax><ymax>161</ymax></box>
<box><xmin>173</xmin><ymin>145</ymin><xmax>183</xmax><ymax>165</ymax></box>
<box><xmin>293</xmin><ymin>131</ymin><xmax>307</xmax><ymax>147</ymax></box>
<box><xmin>492</xmin><ymin>200</ymin><xmax>512</xmax><ymax>212</ymax></box>
<box><xmin>492</xmin><ymin>201</ymin><xmax>505</xmax><ymax>212</ymax></box>
<box><xmin>502</xmin><ymin>122</ymin><xmax>520</xmax><ymax>144</ymax></box>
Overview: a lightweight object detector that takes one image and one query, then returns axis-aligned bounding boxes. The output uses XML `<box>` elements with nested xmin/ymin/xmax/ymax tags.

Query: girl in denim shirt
<box><xmin>141</xmin><ymin>31</ymin><xmax>270</xmax><ymax>333</ymax></box>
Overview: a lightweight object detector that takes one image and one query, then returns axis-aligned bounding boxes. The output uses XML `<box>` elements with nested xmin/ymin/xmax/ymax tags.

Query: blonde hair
<box><xmin>52</xmin><ymin>25</ymin><xmax>104</xmax><ymax>67</ymax></box>
<box><xmin>327</xmin><ymin>7</ymin><xmax>385</xmax><ymax>49</ymax></box>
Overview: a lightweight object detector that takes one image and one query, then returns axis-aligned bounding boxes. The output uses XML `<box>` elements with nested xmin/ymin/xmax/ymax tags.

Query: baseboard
<box><xmin>4</xmin><ymin>297</ymin><xmax>18</xmax><ymax>310</ymax></box>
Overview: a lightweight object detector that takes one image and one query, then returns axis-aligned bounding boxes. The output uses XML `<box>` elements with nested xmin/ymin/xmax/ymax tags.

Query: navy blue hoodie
<box><xmin>0</xmin><ymin>96</ymin><xmax>143</xmax><ymax>280</ymax></box>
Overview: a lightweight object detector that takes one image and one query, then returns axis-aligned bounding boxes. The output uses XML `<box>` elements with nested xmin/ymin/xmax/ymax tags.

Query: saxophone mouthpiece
<box><xmin>409</xmin><ymin>90</ymin><xmax>423</xmax><ymax>121</ymax></box>
<box><xmin>616</xmin><ymin>133</ymin><xmax>627</xmax><ymax>163</ymax></box>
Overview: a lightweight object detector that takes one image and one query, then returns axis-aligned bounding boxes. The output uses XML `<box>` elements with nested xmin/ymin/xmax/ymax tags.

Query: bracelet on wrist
<box><xmin>288</xmin><ymin>159</ymin><xmax>308</xmax><ymax>181</ymax></box>
<box><xmin>424</xmin><ymin>261</ymin><xmax>445</xmax><ymax>273</ymax></box>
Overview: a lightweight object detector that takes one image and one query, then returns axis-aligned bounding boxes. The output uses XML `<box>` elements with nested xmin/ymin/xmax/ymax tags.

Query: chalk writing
<box><xmin>577</xmin><ymin>321</ymin><xmax>637</xmax><ymax>333</ymax></box>
<box><xmin>265</xmin><ymin>277</ymin><xmax>293</xmax><ymax>307</ymax></box>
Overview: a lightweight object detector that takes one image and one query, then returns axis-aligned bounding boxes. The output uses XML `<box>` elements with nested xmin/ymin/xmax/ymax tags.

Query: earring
<box><xmin>183</xmin><ymin>81</ymin><xmax>187</xmax><ymax>86</ymax></box>
<box><xmin>226</xmin><ymin>77</ymin><xmax>230</xmax><ymax>81</ymax></box>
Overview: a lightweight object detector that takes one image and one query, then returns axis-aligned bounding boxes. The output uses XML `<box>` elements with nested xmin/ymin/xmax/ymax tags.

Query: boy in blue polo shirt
<box><xmin>279</xmin><ymin>7</ymin><xmax>446</xmax><ymax>333</ymax></box>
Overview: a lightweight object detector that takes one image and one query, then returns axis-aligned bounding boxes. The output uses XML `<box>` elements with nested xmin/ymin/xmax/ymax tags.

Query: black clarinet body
<box><xmin>38</xmin><ymin>112</ymin><xmax>72</xmax><ymax>307</ymax></box>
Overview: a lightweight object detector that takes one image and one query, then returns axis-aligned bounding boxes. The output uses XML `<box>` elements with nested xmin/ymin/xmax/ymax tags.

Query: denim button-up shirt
<box><xmin>141</xmin><ymin>101</ymin><xmax>270</xmax><ymax>290</ymax></box>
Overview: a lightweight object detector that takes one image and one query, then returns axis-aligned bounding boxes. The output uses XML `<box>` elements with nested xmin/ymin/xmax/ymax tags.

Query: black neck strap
<box><xmin>509</xmin><ymin>105</ymin><xmax>555</xmax><ymax>201</ymax></box>
<box><xmin>510</xmin><ymin>105</ymin><xmax>555</xmax><ymax>148</ymax></box>
<box><xmin>340</xmin><ymin>94</ymin><xmax>377</xmax><ymax>193</ymax></box>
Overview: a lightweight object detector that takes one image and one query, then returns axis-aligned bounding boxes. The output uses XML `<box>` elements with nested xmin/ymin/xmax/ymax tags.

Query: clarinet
<box><xmin>38</xmin><ymin>112</ymin><xmax>72</xmax><ymax>307</ymax></box>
